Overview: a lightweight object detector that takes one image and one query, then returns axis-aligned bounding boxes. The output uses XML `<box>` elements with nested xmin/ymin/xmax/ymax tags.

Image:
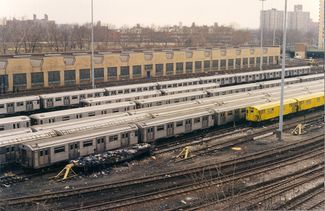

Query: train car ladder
<box><xmin>50</xmin><ymin>163</ymin><xmax>77</xmax><ymax>181</ymax></box>
<box><xmin>176</xmin><ymin>146</ymin><xmax>190</xmax><ymax>160</ymax></box>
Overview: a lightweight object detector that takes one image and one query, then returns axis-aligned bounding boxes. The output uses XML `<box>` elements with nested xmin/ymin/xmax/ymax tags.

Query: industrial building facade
<box><xmin>0</xmin><ymin>47</ymin><xmax>280</xmax><ymax>92</ymax></box>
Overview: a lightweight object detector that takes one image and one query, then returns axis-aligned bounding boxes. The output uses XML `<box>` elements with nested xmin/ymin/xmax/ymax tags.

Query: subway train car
<box><xmin>30</xmin><ymin>101</ymin><xmax>137</xmax><ymax>125</ymax></box>
<box><xmin>105</xmin><ymin>82</ymin><xmax>158</xmax><ymax>95</ymax></box>
<box><xmin>0</xmin><ymin>116</ymin><xmax>31</xmax><ymax>131</ymax></box>
<box><xmin>160</xmin><ymin>83</ymin><xmax>218</xmax><ymax>95</ymax></box>
<box><xmin>80</xmin><ymin>90</ymin><xmax>162</xmax><ymax>106</ymax></box>
<box><xmin>40</xmin><ymin>88</ymin><xmax>106</xmax><ymax>109</ymax></box>
<box><xmin>19</xmin><ymin>124</ymin><xmax>139</xmax><ymax>168</ymax></box>
<box><xmin>137</xmin><ymin>110</ymin><xmax>215</xmax><ymax>143</ymax></box>
<box><xmin>0</xmin><ymin>96</ymin><xmax>40</xmax><ymax>116</ymax></box>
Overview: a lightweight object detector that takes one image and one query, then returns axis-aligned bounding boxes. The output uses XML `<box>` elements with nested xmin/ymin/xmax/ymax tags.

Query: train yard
<box><xmin>0</xmin><ymin>65</ymin><xmax>324</xmax><ymax>210</ymax></box>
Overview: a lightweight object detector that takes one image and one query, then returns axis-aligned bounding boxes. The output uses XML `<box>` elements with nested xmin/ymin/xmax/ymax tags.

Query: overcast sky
<box><xmin>0</xmin><ymin>0</ymin><xmax>319</xmax><ymax>29</ymax></box>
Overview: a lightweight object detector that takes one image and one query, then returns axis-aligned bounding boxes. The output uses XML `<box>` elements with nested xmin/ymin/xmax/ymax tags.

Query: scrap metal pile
<box><xmin>71</xmin><ymin>143</ymin><xmax>151</xmax><ymax>169</ymax></box>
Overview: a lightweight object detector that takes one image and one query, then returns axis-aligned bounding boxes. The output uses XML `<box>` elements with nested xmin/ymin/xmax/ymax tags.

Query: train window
<box><xmin>0</xmin><ymin>104</ymin><xmax>4</xmax><ymax>108</ymax></box>
<box><xmin>70</xmin><ymin>145</ymin><xmax>74</xmax><ymax>150</ymax></box>
<box><xmin>62</xmin><ymin>116</ymin><xmax>70</xmax><ymax>121</ymax></box>
<box><xmin>306</xmin><ymin>100</ymin><xmax>311</xmax><ymax>105</ymax></box>
<box><xmin>157</xmin><ymin>125</ymin><xmax>165</xmax><ymax>131</ymax></box>
<box><xmin>194</xmin><ymin>118</ymin><xmax>201</xmax><ymax>123</ymax></box>
<box><xmin>122</xmin><ymin>133</ymin><xmax>129</xmax><ymax>138</ymax></box>
<box><xmin>45</xmin><ymin>150</ymin><xmax>48</xmax><ymax>155</ymax></box>
<box><xmin>176</xmin><ymin>121</ymin><xmax>183</xmax><ymax>127</ymax></box>
<box><xmin>317</xmin><ymin>98</ymin><xmax>320</xmax><ymax>102</ymax></box>
<box><xmin>227</xmin><ymin>111</ymin><xmax>233</xmax><ymax>116</ymax></box>
<box><xmin>55</xmin><ymin>97</ymin><xmax>62</xmax><ymax>102</ymax></box>
<box><xmin>112</xmin><ymin>109</ymin><xmax>119</xmax><ymax>113</ymax></box>
<box><xmin>88</xmin><ymin>112</ymin><xmax>96</xmax><ymax>116</ymax></box>
<box><xmin>75</xmin><ymin>144</ymin><xmax>78</xmax><ymax>149</ymax></box>
<box><xmin>6</xmin><ymin>148</ymin><xmax>10</xmax><ymax>153</ymax></box>
<box><xmin>54</xmin><ymin>146</ymin><xmax>65</xmax><ymax>154</ymax></box>
<box><xmin>109</xmin><ymin>135</ymin><xmax>118</xmax><ymax>142</ymax></box>
<box><xmin>72</xmin><ymin>96</ymin><xmax>78</xmax><ymax>100</ymax></box>
<box><xmin>16</xmin><ymin>102</ymin><xmax>24</xmax><ymax>106</ymax></box>
<box><xmin>40</xmin><ymin>151</ymin><xmax>43</xmax><ymax>156</ymax></box>
<box><xmin>83</xmin><ymin>141</ymin><xmax>93</xmax><ymax>147</ymax></box>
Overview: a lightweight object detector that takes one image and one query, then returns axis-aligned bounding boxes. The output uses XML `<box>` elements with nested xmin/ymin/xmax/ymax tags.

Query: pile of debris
<box><xmin>72</xmin><ymin>143</ymin><xmax>151</xmax><ymax>170</ymax></box>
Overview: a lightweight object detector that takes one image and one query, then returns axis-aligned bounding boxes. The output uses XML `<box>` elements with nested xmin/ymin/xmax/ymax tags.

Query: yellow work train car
<box><xmin>294</xmin><ymin>92</ymin><xmax>324</xmax><ymax>111</ymax></box>
<box><xmin>246</xmin><ymin>99</ymin><xmax>298</xmax><ymax>122</ymax></box>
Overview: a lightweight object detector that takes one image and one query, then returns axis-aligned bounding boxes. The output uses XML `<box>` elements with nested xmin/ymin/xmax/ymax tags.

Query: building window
<box><xmin>132</xmin><ymin>65</ymin><xmax>142</xmax><ymax>78</ymax></box>
<box><xmin>263</xmin><ymin>57</ymin><xmax>268</xmax><ymax>64</ymax></box>
<box><xmin>54</xmin><ymin>146</ymin><xmax>65</xmax><ymax>154</ymax></box>
<box><xmin>243</xmin><ymin>58</ymin><xmax>248</xmax><ymax>66</ymax></box>
<box><xmin>13</xmin><ymin>73</ymin><xmax>27</xmax><ymax>88</ymax></box>
<box><xmin>176</xmin><ymin>62</ymin><xmax>184</xmax><ymax>73</ymax></box>
<box><xmin>269</xmin><ymin>56</ymin><xmax>274</xmax><ymax>64</ymax></box>
<box><xmin>256</xmin><ymin>57</ymin><xmax>261</xmax><ymax>64</ymax></box>
<box><xmin>185</xmin><ymin>62</ymin><xmax>193</xmax><ymax>73</ymax></box>
<box><xmin>145</xmin><ymin>64</ymin><xmax>153</xmax><ymax>71</ymax></box>
<box><xmin>235</xmin><ymin>58</ymin><xmax>241</xmax><ymax>68</ymax></box>
<box><xmin>249</xmin><ymin>57</ymin><xmax>255</xmax><ymax>66</ymax></box>
<box><xmin>64</xmin><ymin>70</ymin><xmax>76</xmax><ymax>85</ymax></box>
<box><xmin>155</xmin><ymin>64</ymin><xmax>163</xmax><ymax>76</ymax></box>
<box><xmin>79</xmin><ymin>69</ymin><xmax>90</xmax><ymax>81</ymax></box>
<box><xmin>94</xmin><ymin>68</ymin><xmax>104</xmax><ymax>80</ymax></box>
<box><xmin>108</xmin><ymin>67</ymin><xmax>117</xmax><ymax>79</ymax></box>
<box><xmin>0</xmin><ymin>75</ymin><xmax>8</xmax><ymax>91</ymax></box>
<box><xmin>228</xmin><ymin>59</ymin><xmax>234</xmax><ymax>69</ymax></box>
<box><xmin>120</xmin><ymin>66</ymin><xmax>130</xmax><ymax>78</ymax></box>
<box><xmin>204</xmin><ymin>60</ymin><xmax>210</xmax><ymax>71</ymax></box>
<box><xmin>195</xmin><ymin>61</ymin><xmax>202</xmax><ymax>72</ymax></box>
<box><xmin>212</xmin><ymin>60</ymin><xmax>219</xmax><ymax>70</ymax></box>
<box><xmin>31</xmin><ymin>72</ymin><xmax>44</xmax><ymax>86</ymax></box>
<box><xmin>166</xmin><ymin>63</ymin><xmax>174</xmax><ymax>75</ymax></box>
<box><xmin>275</xmin><ymin>56</ymin><xmax>279</xmax><ymax>64</ymax></box>
<box><xmin>48</xmin><ymin>71</ymin><xmax>60</xmax><ymax>84</ymax></box>
<box><xmin>220</xmin><ymin>59</ymin><xmax>226</xmax><ymax>69</ymax></box>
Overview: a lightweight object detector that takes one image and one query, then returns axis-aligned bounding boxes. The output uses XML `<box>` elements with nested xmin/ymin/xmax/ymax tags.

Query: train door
<box><xmin>5</xmin><ymin>146</ymin><xmax>16</xmax><ymax>163</ymax></box>
<box><xmin>202</xmin><ymin>116</ymin><xmax>209</xmax><ymax>128</ymax></box>
<box><xmin>235</xmin><ymin>109</ymin><xmax>240</xmax><ymax>120</ymax></box>
<box><xmin>167</xmin><ymin>123</ymin><xmax>174</xmax><ymax>136</ymax></box>
<box><xmin>146</xmin><ymin>127</ymin><xmax>154</xmax><ymax>141</ymax></box>
<box><xmin>26</xmin><ymin>101</ymin><xmax>33</xmax><ymax>111</ymax></box>
<box><xmin>121</xmin><ymin>133</ymin><xmax>130</xmax><ymax>147</ymax></box>
<box><xmin>185</xmin><ymin>119</ymin><xmax>192</xmax><ymax>132</ymax></box>
<box><xmin>6</xmin><ymin>103</ymin><xmax>14</xmax><ymax>113</ymax></box>
<box><xmin>47</xmin><ymin>99</ymin><xmax>54</xmax><ymax>108</ymax></box>
<box><xmin>69</xmin><ymin>143</ymin><xmax>80</xmax><ymax>159</ymax></box>
<box><xmin>63</xmin><ymin>96</ymin><xmax>70</xmax><ymax>106</ymax></box>
<box><xmin>219</xmin><ymin>112</ymin><xmax>226</xmax><ymax>125</ymax></box>
<box><xmin>95</xmin><ymin>137</ymin><xmax>105</xmax><ymax>153</ymax></box>
<box><xmin>38</xmin><ymin>149</ymin><xmax>50</xmax><ymax>166</ymax></box>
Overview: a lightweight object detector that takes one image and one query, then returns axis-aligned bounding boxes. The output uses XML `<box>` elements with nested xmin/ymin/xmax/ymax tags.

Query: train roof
<box><xmin>0</xmin><ymin>116</ymin><xmax>30</xmax><ymax>125</ymax></box>
<box><xmin>135</xmin><ymin>91</ymin><xmax>207</xmax><ymax>104</ymax></box>
<box><xmin>157</xmin><ymin>78</ymin><xmax>201</xmax><ymax>85</ymax></box>
<box><xmin>250</xmin><ymin>99</ymin><xmax>297</xmax><ymax>110</ymax></box>
<box><xmin>161</xmin><ymin>83</ymin><xmax>218</xmax><ymax>93</ymax></box>
<box><xmin>0</xmin><ymin>129</ymin><xmax>57</xmax><ymax>147</ymax></box>
<box><xmin>0</xmin><ymin>95</ymin><xmax>40</xmax><ymax>104</ymax></box>
<box><xmin>104</xmin><ymin>82</ymin><xmax>158</xmax><ymax>91</ymax></box>
<box><xmin>24</xmin><ymin>124</ymin><xmax>139</xmax><ymax>150</ymax></box>
<box><xmin>81</xmin><ymin>90</ymin><xmax>161</xmax><ymax>103</ymax></box>
<box><xmin>293</xmin><ymin>92</ymin><xmax>324</xmax><ymax>101</ymax></box>
<box><xmin>137</xmin><ymin>109</ymin><xmax>214</xmax><ymax>127</ymax></box>
<box><xmin>39</xmin><ymin>88</ymin><xmax>105</xmax><ymax>99</ymax></box>
<box><xmin>0</xmin><ymin>128</ymin><xmax>33</xmax><ymax>138</ymax></box>
<box><xmin>50</xmin><ymin>113</ymin><xmax>152</xmax><ymax>136</ymax></box>
<box><xmin>29</xmin><ymin>101</ymin><xmax>136</xmax><ymax>119</ymax></box>
<box><xmin>31</xmin><ymin>112</ymin><xmax>130</xmax><ymax>131</ymax></box>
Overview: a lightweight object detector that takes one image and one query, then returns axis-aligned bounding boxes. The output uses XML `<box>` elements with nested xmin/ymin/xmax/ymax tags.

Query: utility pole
<box><xmin>91</xmin><ymin>0</ymin><xmax>95</xmax><ymax>89</ymax></box>
<box><xmin>260</xmin><ymin>0</ymin><xmax>266</xmax><ymax>70</ymax></box>
<box><xmin>278</xmin><ymin>0</ymin><xmax>288</xmax><ymax>141</ymax></box>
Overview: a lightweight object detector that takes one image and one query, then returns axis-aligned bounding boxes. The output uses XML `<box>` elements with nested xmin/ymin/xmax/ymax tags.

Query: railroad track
<box><xmin>61</xmin><ymin>146</ymin><xmax>324</xmax><ymax>211</ymax></box>
<box><xmin>2</xmin><ymin>132</ymin><xmax>323</xmax><ymax>209</ymax></box>
<box><xmin>273</xmin><ymin>184</ymin><xmax>325</xmax><ymax>210</ymax></box>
